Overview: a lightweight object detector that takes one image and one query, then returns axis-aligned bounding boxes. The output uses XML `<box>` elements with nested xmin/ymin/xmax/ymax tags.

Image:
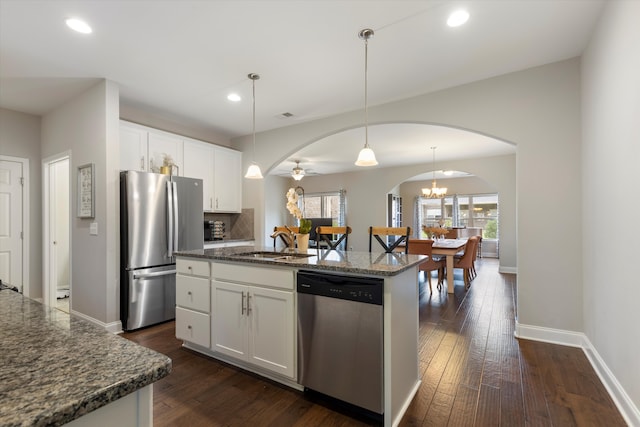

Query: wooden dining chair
<box><xmin>315</xmin><ymin>226</ymin><xmax>352</xmax><ymax>250</ymax></box>
<box><xmin>369</xmin><ymin>226</ymin><xmax>411</xmax><ymax>254</ymax></box>
<box><xmin>453</xmin><ymin>236</ymin><xmax>479</xmax><ymax>289</ymax></box>
<box><xmin>407</xmin><ymin>239</ymin><xmax>445</xmax><ymax>293</ymax></box>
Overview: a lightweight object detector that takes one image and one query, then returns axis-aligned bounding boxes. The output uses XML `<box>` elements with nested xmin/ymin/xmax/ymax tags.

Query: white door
<box><xmin>0</xmin><ymin>160</ymin><xmax>23</xmax><ymax>291</ymax></box>
<box><xmin>50</xmin><ymin>159</ymin><xmax>70</xmax><ymax>296</ymax></box>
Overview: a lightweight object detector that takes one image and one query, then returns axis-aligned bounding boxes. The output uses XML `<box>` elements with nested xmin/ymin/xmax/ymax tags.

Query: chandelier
<box><xmin>354</xmin><ymin>28</ymin><xmax>378</xmax><ymax>167</ymax></box>
<box><xmin>291</xmin><ymin>160</ymin><xmax>305</xmax><ymax>181</ymax></box>
<box><xmin>422</xmin><ymin>146</ymin><xmax>447</xmax><ymax>198</ymax></box>
<box><xmin>244</xmin><ymin>73</ymin><xmax>263</xmax><ymax>179</ymax></box>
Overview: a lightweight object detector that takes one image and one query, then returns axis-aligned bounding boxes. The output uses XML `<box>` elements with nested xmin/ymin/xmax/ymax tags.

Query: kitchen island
<box><xmin>175</xmin><ymin>245</ymin><xmax>426</xmax><ymax>427</ymax></box>
<box><xmin>0</xmin><ymin>289</ymin><xmax>171</xmax><ymax>427</ymax></box>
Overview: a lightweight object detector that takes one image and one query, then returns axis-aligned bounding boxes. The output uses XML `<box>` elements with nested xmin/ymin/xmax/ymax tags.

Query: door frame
<box><xmin>0</xmin><ymin>155</ymin><xmax>29</xmax><ymax>296</ymax></box>
<box><xmin>42</xmin><ymin>152</ymin><xmax>71</xmax><ymax>308</ymax></box>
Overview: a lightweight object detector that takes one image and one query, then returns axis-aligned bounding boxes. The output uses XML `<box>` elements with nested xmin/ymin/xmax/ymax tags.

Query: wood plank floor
<box><xmin>123</xmin><ymin>259</ymin><xmax>626</xmax><ymax>426</ymax></box>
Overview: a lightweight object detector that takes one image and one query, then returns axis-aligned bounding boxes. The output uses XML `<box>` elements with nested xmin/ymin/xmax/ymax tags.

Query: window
<box><xmin>298</xmin><ymin>190</ymin><xmax>346</xmax><ymax>226</ymax></box>
<box><xmin>416</xmin><ymin>193</ymin><xmax>498</xmax><ymax>239</ymax></box>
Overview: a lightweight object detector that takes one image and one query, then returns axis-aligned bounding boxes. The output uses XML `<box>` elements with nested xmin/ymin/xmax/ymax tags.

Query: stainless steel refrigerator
<box><xmin>120</xmin><ymin>170</ymin><xmax>203</xmax><ymax>331</ymax></box>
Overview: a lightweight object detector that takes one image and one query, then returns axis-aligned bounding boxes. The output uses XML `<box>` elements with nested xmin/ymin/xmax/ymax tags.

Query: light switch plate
<box><xmin>90</xmin><ymin>222</ymin><xmax>98</xmax><ymax>235</ymax></box>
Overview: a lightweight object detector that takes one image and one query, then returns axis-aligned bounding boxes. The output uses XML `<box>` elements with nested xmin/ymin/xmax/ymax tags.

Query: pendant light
<box><xmin>422</xmin><ymin>147</ymin><xmax>447</xmax><ymax>198</ymax></box>
<box><xmin>291</xmin><ymin>160</ymin><xmax>305</xmax><ymax>181</ymax></box>
<box><xmin>355</xmin><ymin>28</ymin><xmax>378</xmax><ymax>167</ymax></box>
<box><xmin>244</xmin><ymin>73</ymin><xmax>263</xmax><ymax>179</ymax></box>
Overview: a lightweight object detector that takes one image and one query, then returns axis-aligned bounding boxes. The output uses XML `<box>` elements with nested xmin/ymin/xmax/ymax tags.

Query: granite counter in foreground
<box><xmin>0</xmin><ymin>289</ymin><xmax>171</xmax><ymax>427</ymax></box>
<box><xmin>175</xmin><ymin>245</ymin><xmax>427</xmax><ymax>276</ymax></box>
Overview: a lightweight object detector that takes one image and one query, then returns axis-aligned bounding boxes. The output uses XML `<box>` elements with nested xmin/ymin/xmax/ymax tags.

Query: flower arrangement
<box><xmin>286</xmin><ymin>187</ymin><xmax>311</xmax><ymax>234</ymax></box>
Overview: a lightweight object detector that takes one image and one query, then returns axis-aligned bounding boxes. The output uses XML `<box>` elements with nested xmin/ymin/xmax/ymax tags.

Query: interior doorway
<box><xmin>0</xmin><ymin>155</ymin><xmax>29</xmax><ymax>294</ymax></box>
<box><xmin>43</xmin><ymin>154</ymin><xmax>70</xmax><ymax>312</ymax></box>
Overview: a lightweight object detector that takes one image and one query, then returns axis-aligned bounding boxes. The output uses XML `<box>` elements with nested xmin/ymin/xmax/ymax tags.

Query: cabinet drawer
<box><xmin>176</xmin><ymin>307</ymin><xmax>210</xmax><ymax>348</ymax></box>
<box><xmin>176</xmin><ymin>258</ymin><xmax>210</xmax><ymax>277</ymax></box>
<box><xmin>211</xmin><ymin>262</ymin><xmax>294</xmax><ymax>290</ymax></box>
<box><xmin>176</xmin><ymin>275</ymin><xmax>210</xmax><ymax>312</ymax></box>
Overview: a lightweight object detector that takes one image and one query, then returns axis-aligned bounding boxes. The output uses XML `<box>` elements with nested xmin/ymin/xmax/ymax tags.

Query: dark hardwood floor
<box><xmin>123</xmin><ymin>258</ymin><xmax>626</xmax><ymax>426</ymax></box>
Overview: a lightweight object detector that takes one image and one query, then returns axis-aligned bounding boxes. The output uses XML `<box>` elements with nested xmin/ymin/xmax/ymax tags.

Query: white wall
<box><xmin>0</xmin><ymin>108</ymin><xmax>42</xmax><ymax>298</ymax></box>
<box><xmin>235</xmin><ymin>58</ymin><xmax>581</xmax><ymax>334</ymax></box>
<box><xmin>582</xmin><ymin>0</ymin><xmax>640</xmax><ymax>413</ymax></box>
<box><xmin>41</xmin><ymin>80</ymin><xmax>120</xmax><ymax>326</ymax></box>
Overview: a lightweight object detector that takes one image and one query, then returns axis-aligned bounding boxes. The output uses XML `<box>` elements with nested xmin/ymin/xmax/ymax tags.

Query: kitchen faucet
<box><xmin>270</xmin><ymin>226</ymin><xmax>296</xmax><ymax>249</ymax></box>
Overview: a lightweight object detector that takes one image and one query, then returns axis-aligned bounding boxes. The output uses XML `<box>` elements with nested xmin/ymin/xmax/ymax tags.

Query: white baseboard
<box><xmin>70</xmin><ymin>309</ymin><xmax>123</xmax><ymax>334</ymax></box>
<box><xmin>515</xmin><ymin>321</ymin><xmax>640</xmax><ymax>426</ymax></box>
<box><xmin>499</xmin><ymin>266</ymin><xmax>517</xmax><ymax>274</ymax></box>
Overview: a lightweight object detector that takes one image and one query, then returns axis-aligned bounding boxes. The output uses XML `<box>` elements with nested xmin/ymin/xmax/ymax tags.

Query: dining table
<box><xmin>430</xmin><ymin>238</ymin><xmax>468</xmax><ymax>293</ymax></box>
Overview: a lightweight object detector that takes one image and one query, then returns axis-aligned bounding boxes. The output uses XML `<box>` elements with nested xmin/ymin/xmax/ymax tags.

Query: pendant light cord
<box><xmin>252</xmin><ymin>76</ymin><xmax>257</xmax><ymax>160</ymax></box>
<box><xmin>364</xmin><ymin>35</ymin><xmax>369</xmax><ymax>149</ymax></box>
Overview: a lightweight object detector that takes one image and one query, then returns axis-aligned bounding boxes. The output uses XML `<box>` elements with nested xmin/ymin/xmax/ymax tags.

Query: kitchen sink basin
<box><xmin>231</xmin><ymin>251</ymin><xmax>313</xmax><ymax>261</ymax></box>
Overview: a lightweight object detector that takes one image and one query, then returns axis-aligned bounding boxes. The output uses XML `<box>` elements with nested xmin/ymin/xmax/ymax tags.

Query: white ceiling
<box><xmin>0</xmin><ymin>0</ymin><xmax>604</xmax><ymax>177</ymax></box>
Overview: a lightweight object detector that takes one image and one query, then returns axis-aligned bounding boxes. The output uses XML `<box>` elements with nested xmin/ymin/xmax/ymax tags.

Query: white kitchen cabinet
<box><xmin>119</xmin><ymin>122</ymin><xmax>148</xmax><ymax>171</ymax></box>
<box><xmin>119</xmin><ymin>120</ymin><xmax>183</xmax><ymax>175</ymax></box>
<box><xmin>211</xmin><ymin>265</ymin><xmax>295</xmax><ymax>379</ymax></box>
<box><xmin>183</xmin><ymin>139</ymin><xmax>215</xmax><ymax>211</ymax></box>
<box><xmin>147</xmin><ymin>131</ymin><xmax>183</xmax><ymax>175</ymax></box>
<box><xmin>213</xmin><ymin>147</ymin><xmax>242</xmax><ymax>212</ymax></box>
<box><xmin>183</xmin><ymin>140</ymin><xmax>242</xmax><ymax>213</ymax></box>
<box><xmin>175</xmin><ymin>258</ymin><xmax>211</xmax><ymax>347</ymax></box>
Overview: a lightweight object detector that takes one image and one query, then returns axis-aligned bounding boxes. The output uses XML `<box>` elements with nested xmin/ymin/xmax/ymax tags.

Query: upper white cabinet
<box><xmin>119</xmin><ymin>122</ymin><xmax>148</xmax><ymax>171</ymax></box>
<box><xmin>213</xmin><ymin>146</ymin><xmax>242</xmax><ymax>213</ymax></box>
<box><xmin>183</xmin><ymin>138</ymin><xmax>242</xmax><ymax>213</ymax></box>
<box><xmin>118</xmin><ymin>120</ymin><xmax>183</xmax><ymax>175</ymax></box>
<box><xmin>119</xmin><ymin>121</ymin><xmax>242</xmax><ymax>212</ymax></box>
<box><xmin>147</xmin><ymin>131</ymin><xmax>183</xmax><ymax>175</ymax></box>
<box><xmin>183</xmin><ymin>139</ymin><xmax>215</xmax><ymax>211</ymax></box>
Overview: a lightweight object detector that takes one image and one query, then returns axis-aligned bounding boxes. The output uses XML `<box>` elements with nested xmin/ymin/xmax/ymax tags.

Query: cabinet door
<box><xmin>184</xmin><ymin>140</ymin><xmax>215</xmax><ymax>211</ymax></box>
<box><xmin>213</xmin><ymin>147</ymin><xmax>242</xmax><ymax>212</ymax></box>
<box><xmin>211</xmin><ymin>280</ymin><xmax>249</xmax><ymax>359</ymax></box>
<box><xmin>248</xmin><ymin>286</ymin><xmax>295</xmax><ymax>378</ymax></box>
<box><xmin>119</xmin><ymin>124</ymin><xmax>148</xmax><ymax>171</ymax></box>
<box><xmin>148</xmin><ymin>131</ymin><xmax>184</xmax><ymax>175</ymax></box>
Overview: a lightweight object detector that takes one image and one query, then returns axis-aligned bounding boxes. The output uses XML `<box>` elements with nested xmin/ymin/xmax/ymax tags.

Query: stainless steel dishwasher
<box><xmin>297</xmin><ymin>270</ymin><xmax>384</xmax><ymax>414</ymax></box>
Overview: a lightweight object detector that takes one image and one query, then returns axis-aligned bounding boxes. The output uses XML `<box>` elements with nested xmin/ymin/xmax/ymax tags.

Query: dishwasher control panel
<box><xmin>296</xmin><ymin>271</ymin><xmax>383</xmax><ymax>305</ymax></box>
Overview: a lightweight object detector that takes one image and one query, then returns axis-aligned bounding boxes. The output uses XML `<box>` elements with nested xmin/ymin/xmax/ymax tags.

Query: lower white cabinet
<box><xmin>211</xmin><ymin>279</ymin><xmax>295</xmax><ymax>378</ymax></box>
<box><xmin>176</xmin><ymin>307</ymin><xmax>210</xmax><ymax>348</ymax></box>
<box><xmin>175</xmin><ymin>259</ymin><xmax>211</xmax><ymax>348</ymax></box>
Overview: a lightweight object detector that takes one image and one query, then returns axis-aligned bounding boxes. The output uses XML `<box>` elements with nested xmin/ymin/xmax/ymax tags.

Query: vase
<box><xmin>296</xmin><ymin>233</ymin><xmax>310</xmax><ymax>252</ymax></box>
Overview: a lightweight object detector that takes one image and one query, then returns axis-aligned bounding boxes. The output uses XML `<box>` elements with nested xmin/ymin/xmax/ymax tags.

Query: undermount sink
<box><xmin>231</xmin><ymin>251</ymin><xmax>313</xmax><ymax>261</ymax></box>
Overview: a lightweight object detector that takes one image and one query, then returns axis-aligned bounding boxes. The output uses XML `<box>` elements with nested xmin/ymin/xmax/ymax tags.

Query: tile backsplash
<box><xmin>204</xmin><ymin>208</ymin><xmax>254</xmax><ymax>240</ymax></box>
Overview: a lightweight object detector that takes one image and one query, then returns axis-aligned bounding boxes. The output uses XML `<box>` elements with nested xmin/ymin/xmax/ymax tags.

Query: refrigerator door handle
<box><xmin>172</xmin><ymin>181</ymin><xmax>179</xmax><ymax>252</ymax></box>
<box><xmin>133</xmin><ymin>269</ymin><xmax>177</xmax><ymax>279</ymax></box>
<box><xmin>167</xmin><ymin>181</ymin><xmax>174</xmax><ymax>257</ymax></box>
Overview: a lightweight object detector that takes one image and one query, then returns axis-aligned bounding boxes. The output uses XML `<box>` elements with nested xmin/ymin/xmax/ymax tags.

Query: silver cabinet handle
<box><xmin>241</xmin><ymin>291</ymin><xmax>246</xmax><ymax>315</ymax></box>
<box><xmin>141</xmin><ymin>156</ymin><xmax>145</xmax><ymax>170</ymax></box>
<box><xmin>247</xmin><ymin>293</ymin><xmax>252</xmax><ymax>315</ymax></box>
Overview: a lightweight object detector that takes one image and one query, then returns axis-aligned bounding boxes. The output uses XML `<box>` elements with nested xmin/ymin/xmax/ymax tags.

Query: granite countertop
<box><xmin>176</xmin><ymin>245</ymin><xmax>427</xmax><ymax>276</ymax></box>
<box><xmin>0</xmin><ymin>290</ymin><xmax>172</xmax><ymax>427</ymax></box>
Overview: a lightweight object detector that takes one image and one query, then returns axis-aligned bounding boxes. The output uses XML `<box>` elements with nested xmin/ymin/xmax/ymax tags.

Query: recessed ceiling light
<box><xmin>65</xmin><ymin>18</ymin><xmax>92</xmax><ymax>34</ymax></box>
<box><xmin>447</xmin><ymin>10</ymin><xmax>469</xmax><ymax>27</ymax></box>
<box><xmin>227</xmin><ymin>93</ymin><xmax>241</xmax><ymax>102</ymax></box>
